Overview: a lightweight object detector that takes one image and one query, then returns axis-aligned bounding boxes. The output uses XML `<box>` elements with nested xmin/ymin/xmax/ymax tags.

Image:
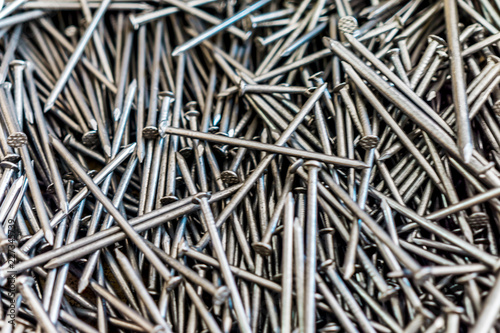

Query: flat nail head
<box><xmin>185</xmin><ymin>110</ymin><xmax>200</xmax><ymax>119</ymax></box>
<box><xmin>359</xmin><ymin>135</ymin><xmax>380</xmax><ymax>149</ymax></box>
<box><xmin>239</xmin><ymin>79</ymin><xmax>248</xmax><ymax>96</ymax></box>
<box><xmin>81</xmin><ymin>130</ymin><xmax>99</xmax><ymax>146</ymax></box>
<box><xmin>214</xmin><ymin>286</ymin><xmax>230</xmax><ymax>305</ymax></box>
<box><xmin>252</xmin><ymin>242</ymin><xmax>273</xmax><ymax>256</ymax></box>
<box><xmin>309</xmin><ymin>71</ymin><xmax>324</xmax><ymax>82</ymax></box>
<box><xmin>385</xmin><ymin>48</ymin><xmax>400</xmax><ymax>57</ymax></box>
<box><xmin>165</xmin><ymin>276</ymin><xmax>183</xmax><ymax>290</ymax></box>
<box><xmin>332</xmin><ymin>82</ymin><xmax>348</xmax><ymax>93</ymax></box>
<box><xmin>17</xmin><ymin>275</ymin><xmax>35</xmax><ymax>288</ymax></box>
<box><xmin>64</xmin><ymin>25</ymin><xmax>78</xmax><ymax>37</ymax></box>
<box><xmin>143</xmin><ymin>126</ymin><xmax>159</xmax><ymax>139</ymax></box>
<box><xmin>128</xmin><ymin>14</ymin><xmax>140</xmax><ymax>30</ymax></box>
<box><xmin>7</xmin><ymin>132</ymin><xmax>28</xmax><ymax>148</ymax></box>
<box><xmin>160</xmin><ymin>195</ymin><xmax>179</xmax><ymax>205</ymax></box>
<box><xmin>185</xmin><ymin>101</ymin><xmax>198</xmax><ymax>111</ymax></box>
<box><xmin>192</xmin><ymin>192</ymin><xmax>211</xmax><ymax>204</ymax></box>
<box><xmin>428</xmin><ymin>35</ymin><xmax>447</xmax><ymax>47</ymax></box>
<box><xmin>220</xmin><ymin>170</ymin><xmax>240</xmax><ymax>184</ymax></box>
<box><xmin>318</xmin><ymin>259</ymin><xmax>334</xmax><ymax>271</ymax></box>
<box><xmin>158</xmin><ymin>91</ymin><xmax>175</xmax><ymax>100</ymax></box>
<box><xmin>492</xmin><ymin>100</ymin><xmax>500</xmax><ymax>116</ymax></box>
<box><xmin>10</xmin><ymin>59</ymin><xmax>26</xmax><ymax>68</ymax></box>
<box><xmin>303</xmin><ymin>160</ymin><xmax>322</xmax><ymax>170</ymax></box>
<box><xmin>338</xmin><ymin>16</ymin><xmax>358</xmax><ymax>34</ymax></box>
<box><xmin>3</xmin><ymin>153</ymin><xmax>20</xmax><ymax>163</ymax></box>
<box><xmin>467</xmin><ymin>212</ymin><xmax>489</xmax><ymax>228</ymax></box>
<box><xmin>0</xmin><ymin>160</ymin><xmax>18</xmax><ymax>171</ymax></box>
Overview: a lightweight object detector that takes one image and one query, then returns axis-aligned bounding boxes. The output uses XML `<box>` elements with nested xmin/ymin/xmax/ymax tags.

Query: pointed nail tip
<box><xmin>44</xmin><ymin>231</ymin><xmax>55</xmax><ymax>246</ymax></box>
<box><xmin>44</xmin><ymin>260</ymin><xmax>58</xmax><ymax>270</ymax></box>
<box><xmin>378</xmin><ymin>154</ymin><xmax>390</xmax><ymax>161</ymax></box>
<box><xmin>281</xmin><ymin>50</ymin><xmax>291</xmax><ymax>57</ymax></box>
<box><xmin>343</xmin><ymin>270</ymin><xmax>353</xmax><ymax>280</ymax></box>
<box><xmin>343</xmin><ymin>32</ymin><xmax>354</xmax><ymax>40</ymax></box>
<box><xmin>43</xmin><ymin>102</ymin><xmax>54</xmax><ymax>113</ymax></box>
<box><xmin>128</xmin><ymin>142</ymin><xmax>137</xmax><ymax>151</ymax></box>
<box><xmin>460</xmin><ymin>143</ymin><xmax>474</xmax><ymax>164</ymax></box>
<box><xmin>171</xmin><ymin>48</ymin><xmax>183</xmax><ymax>57</ymax></box>
<box><xmin>61</xmin><ymin>203</ymin><xmax>69</xmax><ymax>215</ymax></box>
<box><xmin>113</xmin><ymin>108</ymin><xmax>121</xmax><ymax>121</ymax></box>
<box><xmin>114</xmin><ymin>248</ymin><xmax>125</xmax><ymax>258</ymax></box>
<box><xmin>90</xmin><ymin>120</ymin><xmax>98</xmax><ymax>131</ymax></box>
<box><xmin>77</xmin><ymin>280</ymin><xmax>88</xmax><ymax>293</ymax></box>
<box><xmin>104</xmin><ymin>145</ymin><xmax>111</xmax><ymax>157</ymax></box>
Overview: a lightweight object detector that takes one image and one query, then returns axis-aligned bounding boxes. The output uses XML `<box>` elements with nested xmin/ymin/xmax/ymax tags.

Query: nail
<box><xmin>143</xmin><ymin>21</ymin><xmax>164</xmax><ymax>140</ymax></box>
<box><xmin>115</xmin><ymin>249</ymin><xmax>172</xmax><ymax>332</ymax></box>
<box><xmin>303</xmin><ymin>160</ymin><xmax>321</xmax><ymax>333</ymax></box>
<box><xmin>163</xmin><ymin>53</ymin><xmax>186</xmax><ymax>203</ymax></box>
<box><xmin>163</xmin><ymin>0</ymin><xmax>250</xmax><ymax>42</ymax></box>
<box><xmin>147</xmin><ymin>239</ymin><xmax>229</xmax><ymax>305</ymax></box>
<box><xmin>237</xmin><ymin>80</ymin><xmax>314</xmax><ymax>97</ymax></box>
<box><xmin>44</xmin><ymin>0</ymin><xmax>111</xmax><ymax>112</ymax></box>
<box><xmin>162</xmin><ymin>126</ymin><xmax>366</xmax><ymax>168</ymax></box>
<box><xmin>415</xmin><ymin>50</ymin><xmax>448</xmax><ymax>98</ymax></box>
<box><xmin>26</xmin><ymin>62</ymin><xmax>68</xmax><ymax>214</ymax></box>
<box><xmin>129</xmin><ymin>0</ymin><xmax>214</xmax><ymax>28</ymax></box>
<box><xmin>393</xmin><ymin>36</ymin><xmax>412</xmax><ymax>71</ymax></box>
<box><xmin>158</xmin><ymin>91</ymin><xmax>176</xmax><ymax>138</ymax></box>
<box><xmin>279</xmin><ymin>192</ymin><xmax>294</xmax><ymax>333</ymax></box>
<box><xmin>386</xmin><ymin>48</ymin><xmax>410</xmax><ymax>86</ymax></box>
<box><xmin>0</xmin><ymin>25</ymin><xmax>23</xmax><ymax>84</ymax></box>
<box><xmin>253</xmin><ymin>159</ymin><xmax>302</xmax><ymax>255</ymax></box>
<box><xmin>180</xmin><ymin>174</ymin><xmax>251</xmax><ymax>331</ymax></box>
<box><xmin>17</xmin><ymin>276</ymin><xmax>59</xmax><ymax>333</ymax></box>
<box><xmin>89</xmin><ymin>280</ymin><xmax>160</xmax><ymax>333</ymax></box>
<box><xmin>184</xmin><ymin>281</ymin><xmax>223</xmax><ymax>333</ymax></box>
<box><xmin>444</xmin><ymin>0</ymin><xmax>473</xmax><ymax>163</ymax></box>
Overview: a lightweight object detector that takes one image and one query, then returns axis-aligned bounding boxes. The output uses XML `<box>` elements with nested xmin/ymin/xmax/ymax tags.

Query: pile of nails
<box><xmin>3</xmin><ymin>0</ymin><xmax>500</xmax><ymax>332</ymax></box>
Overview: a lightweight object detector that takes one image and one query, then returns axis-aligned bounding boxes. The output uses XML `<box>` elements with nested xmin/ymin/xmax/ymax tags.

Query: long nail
<box><xmin>44</xmin><ymin>0</ymin><xmax>111</xmax><ymax>112</ymax></box>
<box><xmin>89</xmin><ymin>280</ymin><xmax>159</xmax><ymax>333</ymax></box>
<box><xmin>184</xmin><ymin>281</ymin><xmax>223</xmax><ymax>333</ymax></box>
<box><xmin>115</xmin><ymin>249</ymin><xmax>172</xmax><ymax>332</ymax></box>
<box><xmin>303</xmin><ymin>161</ymin><xmax>321</xmax><ymax>333</ymax></box>
<box><xmin>163</xmin><ymin>0</ymin><xmax>249</xmax><ymax>41</ymax></box>
<box><xmin>163</xmin><ymin>53</ymin><xmax>186</xmax><ymax>203</ymax></box>
<box><xmin>175</xmin><ymin>151</ymin><xmax>251</xmax><ymax>332</ymax></box>
<box><xmin>444</xmin><ymin>0</ymin><xmax>473</xmax><ymax>163</ymax></box>
<box><xmin>147</xmin><ymin>239</ymin><xmax>229</xmax><ymax>304</ymax></box>
<box><xmin>253</xmin><ymin>159</ymin><xmax>302</xmax><ymax>255</ymax></box>
<box><xmin>163</xmin><ymin>126</ymin><xmax>366</xmax><ymax>169</ymax></box>
<box><xmin>17</xmin><ymin>276</ymin><xmax>59</xmax><ymax>333</ymax></box>
<box><xmin>26</xmin><ymin>62</ymin><xmax>68</xmax><ymax>214</ymax></box>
